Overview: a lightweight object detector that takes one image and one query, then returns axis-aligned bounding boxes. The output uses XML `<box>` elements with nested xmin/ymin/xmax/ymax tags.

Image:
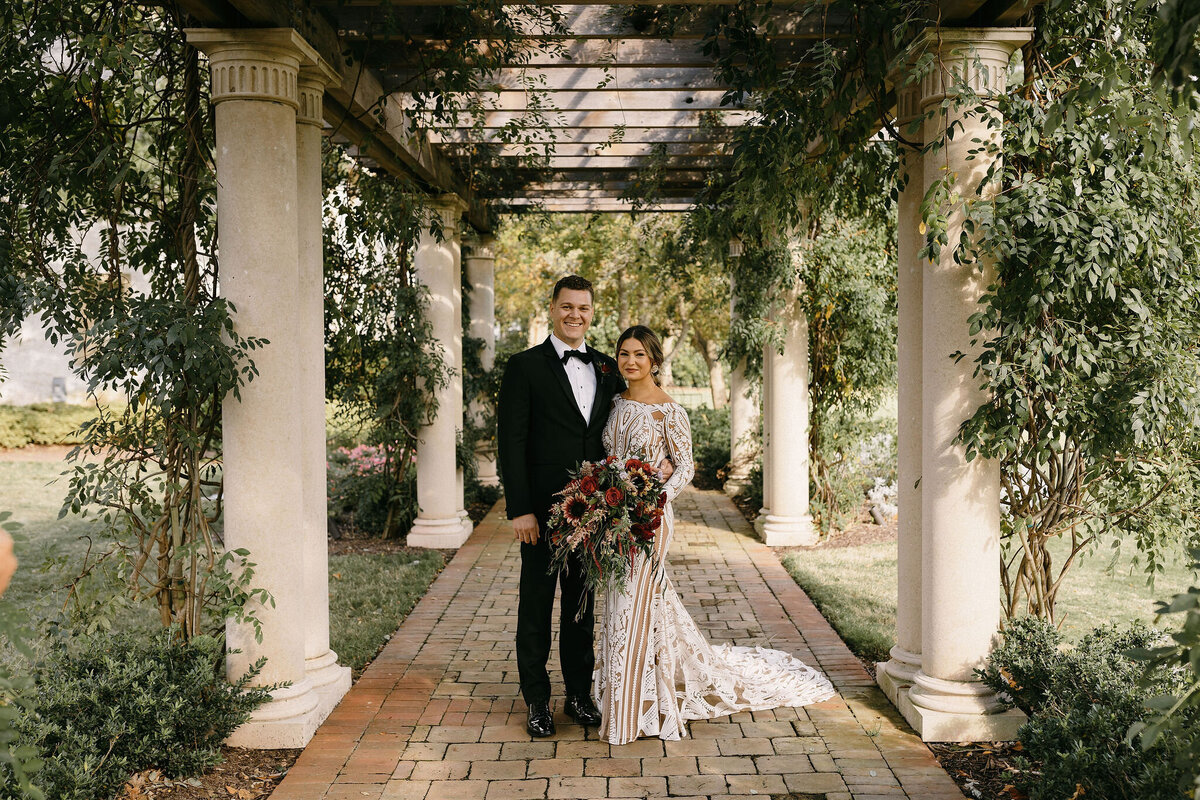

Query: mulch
<box><xmin>118</xmin><ymin>748</ymin><xmax>301</xmax><ymax>800</ymax></box>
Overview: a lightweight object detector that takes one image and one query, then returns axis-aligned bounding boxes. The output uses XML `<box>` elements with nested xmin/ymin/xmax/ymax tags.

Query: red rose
<box><xmin>604</xmin><ymin>487</ymin><xmax>624</xmax><ymax>507</ymax></box>
<box><xmin>625</xmin><ymin>458</ymin><xmax>641</xmax><ymax>471</ymax></box>
<box><xmin>600</xmin><ymin>363</ymin><xmax>612</xmax><ymax>374</ymax></box>
<box><xmin>580</xmin><ymin>476</ymin><xmax>599</xmax><ymax>495</ymax></box>
<box><xmin>658</xmin><ymin>492</ymin><xmax>668</xmax><ymax>508</ymax></box>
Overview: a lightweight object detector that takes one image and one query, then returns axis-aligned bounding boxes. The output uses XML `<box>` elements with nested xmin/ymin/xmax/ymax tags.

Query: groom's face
<box><xmin>550</xmin><ymin>288</ymin><xmax>594</xmax><ymax>347</ymax></box>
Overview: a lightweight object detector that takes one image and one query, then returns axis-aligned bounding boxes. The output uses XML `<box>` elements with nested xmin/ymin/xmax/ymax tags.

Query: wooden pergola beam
<box><xmin>324</xmin><ymin>4</ymin><xmax>847</xmax><ymax>41</ymax></box>
<box><xmin>179</xmin><ymin>0</ymin><xmax>495</xmax><ymax>231</ymax></box>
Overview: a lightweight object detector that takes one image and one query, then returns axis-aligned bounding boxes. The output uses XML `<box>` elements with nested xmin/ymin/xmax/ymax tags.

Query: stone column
<box><xmin>295</xmin><ymin>62</ymin><xmax>351</xmax><ymax>720</ymax></box>
<box><xmin>876</xmin><ymin>78</ymin><xmax>924</xmax><ymax>705</ymax></box>
<box><xmin>901</xmin><ymin>27</ymin><xmax>1031</xmax><ymax>742</ymax></box>
<box><xmin>409</xmin><ymin>196</ymin><xmax>473</xmax><ymax>548</ymax></box>
<box><xmin>185</xmin><ymin>27</ymin><xmax>323</xmax><ymax>747</ymax></box>
<box><xmin>726</xmin><ymin>275</ymin><xmax>759</xmax><ymax>497</ymax></box>
<box><xmin>465</xmin><ymin>236</ymin><xmax>500</xmax><ymax>488</ymax></box>
<box><xmin>756</xmin><ymin>272</ymin><xmax>815</xmax><ymax>547</ymax></box>
<box><xmin>758</xmin><ymin>332</ymin><xmax>773</xmax><ymax>518</ymax></box>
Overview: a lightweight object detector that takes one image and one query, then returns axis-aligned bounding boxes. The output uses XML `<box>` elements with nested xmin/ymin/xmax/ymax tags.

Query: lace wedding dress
<box><xmin>593</xmin><ymin>396</ymin><xmax>836</xmax><ymax>745</ymax></box>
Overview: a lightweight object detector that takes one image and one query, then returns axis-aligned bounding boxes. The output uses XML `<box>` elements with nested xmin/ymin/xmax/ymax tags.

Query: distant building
<box><xmin>0</xmin><ymin>226</ymin><xmax>144</xmax><ymax>406</ymax></box>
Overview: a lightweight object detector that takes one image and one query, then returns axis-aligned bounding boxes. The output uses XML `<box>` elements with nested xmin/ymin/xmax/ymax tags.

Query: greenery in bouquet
<box><xmin>547</xmin><ymin>457</ymin><xmax>667</xmax><ymax>595</ymax></box>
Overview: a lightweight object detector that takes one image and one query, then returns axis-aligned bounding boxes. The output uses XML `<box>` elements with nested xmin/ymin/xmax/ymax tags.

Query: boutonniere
<box><xmin>598</xmin><ymin>362</ymin><xmax>612</xmax><ymax>376</ymax></box>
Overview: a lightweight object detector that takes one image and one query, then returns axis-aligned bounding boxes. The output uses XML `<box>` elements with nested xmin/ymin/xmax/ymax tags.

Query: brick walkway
<box><xmin>269</xmin><ymin>488</ymin><xmax>965</xmax><ymax>800</ymax></box>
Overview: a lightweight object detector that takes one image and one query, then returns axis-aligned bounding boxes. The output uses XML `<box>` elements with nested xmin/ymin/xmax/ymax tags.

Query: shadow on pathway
<box><xmin>269</xmin><ymin>488</ymin><xmax>965</xmax><ymax>800</ymax></box>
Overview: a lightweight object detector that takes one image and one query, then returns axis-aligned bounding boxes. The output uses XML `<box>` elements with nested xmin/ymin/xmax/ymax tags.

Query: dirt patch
<box><xmin>119</xmin><ymin>747</ymin><xmax>301</xmax><ymax>800</ymax></box>
<box><xmin>929</xmin><ymin>741</ymin><xmax>1025</xmax><ymax>800</ymax></box>
<box><xmin>0</xmin><ymin>444</ymin><xmax>79</xmax><ymax>462</ymax></box>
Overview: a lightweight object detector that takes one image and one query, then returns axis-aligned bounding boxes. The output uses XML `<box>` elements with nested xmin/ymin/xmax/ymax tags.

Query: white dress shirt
<box><xmin>550</xmin><ymin>333</ymin><xmax>597</xmax><ymax>421</ymax></box>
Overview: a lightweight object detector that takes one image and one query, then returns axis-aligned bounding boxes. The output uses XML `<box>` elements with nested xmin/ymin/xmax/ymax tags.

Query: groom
<box><xmin>497</xmin><ymin>275</ymin><xmax>671</xmax><ymax>737</ymax></box>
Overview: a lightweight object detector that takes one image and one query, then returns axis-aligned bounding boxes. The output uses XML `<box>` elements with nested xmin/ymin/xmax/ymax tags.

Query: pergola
<box><xmin>178</xmin><ymin>0</ymin><xmax>1037</xmax><ymax>750</ymax></box>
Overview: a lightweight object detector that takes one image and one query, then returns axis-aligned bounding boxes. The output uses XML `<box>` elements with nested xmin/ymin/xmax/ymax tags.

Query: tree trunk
<box><xmin>617</xmin><ymin>271</ymin><xmax>630</xmax><ymax>330</ymax></box>
<box><xmin>693</xmin><ymin>329</ymin><xmax>727</xmax><ymax>409</ymax></box>
<box><xmin>528</xmin><ymin>309</ymin><xmax>548</xmax><ymax>346</ymax></box>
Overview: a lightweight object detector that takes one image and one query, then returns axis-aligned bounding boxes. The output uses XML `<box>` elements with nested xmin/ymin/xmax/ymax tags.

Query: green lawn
<box><xmin>783</xmin><ymin>536</ymin><xmax>1199</xmax><ymax>664</ymax></box>
<box><xmin>0</xmin><ymin>460</ymin><xmax>445</xmax><ymax>674</ymax></box>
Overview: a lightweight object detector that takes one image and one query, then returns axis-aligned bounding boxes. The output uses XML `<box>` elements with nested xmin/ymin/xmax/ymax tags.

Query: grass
<box><xmin>0</xmin><ymin>460</ymin><xmax>447</xmax><ymax>677</ymax></box>
<box><xmin>783</xmin><ymin>535</ymin><xmax>1200</xmax><ymax>663</ymax></box>
<box><xmin>329</xmin><ymin>550</ymin><xmax>445</xmax><ymax>675</ymax></box>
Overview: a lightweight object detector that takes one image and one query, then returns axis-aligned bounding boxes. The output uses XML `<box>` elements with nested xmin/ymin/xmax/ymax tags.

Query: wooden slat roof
<box><xmin>183</xmin><ymin>0</ymin><xmax>1040</xmax><ymax>229</ymax></box>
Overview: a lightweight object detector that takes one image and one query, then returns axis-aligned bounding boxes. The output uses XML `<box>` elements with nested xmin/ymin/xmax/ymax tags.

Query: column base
<box><xmin>225</xmin><ymin>677</ymin><xmax>322</xmax><ymax>749</ymax></box>
<box><xmin>876</xmin><ymin>645</ymin><xmax>922</xmax><ymax>705</ymax></box>
<box><xmin>408</xmin><ymin>514</ymin><xmax>474</xmax><ymax>548</ymax></box>
<box><xmin>898</xmin><ymin>671</ymin><xmax>1026</xmax><ymax>742</ymax></box>
<box><xmin>305</xmin><ymin>649</ymin><xmax>352</xmax><ymax>722</ymax></box>
<box><xmin>723</xmin><ymin>472</ymin><xmax>751</xmax><ymax>497</ymax></box>
<box><xmin>476</xmin><ymin>447</ymin><xmax>500</xmax><ymax>488</ymax></box>
<box><xmin>756</xmin><ymin>513</ymin><xmax>817</xmax><ymax>546</ymax></box>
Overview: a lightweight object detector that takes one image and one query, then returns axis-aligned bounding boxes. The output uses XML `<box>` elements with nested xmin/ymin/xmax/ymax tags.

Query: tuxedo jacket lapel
<box><xmin>587</xmin><ymin>360</ymin><xmax>611</xmax><ymax>428</ymax></box>
<box><xmin>540</xmin><ymin>337</ymin><xmax>586</xmax><ymax>422</ymax></box>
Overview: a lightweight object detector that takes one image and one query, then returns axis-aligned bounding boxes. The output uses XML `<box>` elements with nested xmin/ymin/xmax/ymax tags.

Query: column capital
<box><xmin>464</xmin><ymin>236</ymin><xmax>496</xmax><ymax>261</ymax></box>
<box><xmin>297</xmin><ymin>60</ymin><xmax>339</xmax><ymax>127</ymax></box>
<box><xmin>429</xmin><ymin>194</ymin><xmax>468</xmax><ymax>235</ymax></box>
<box><xmin>909</xmin><ymin>27</ymin><xmax>1032</xmax><ymax>111</ymax></box>
<box><xmin>186</xmin><ymin>28</ymin><xmax>324</xmax><ymax>110</ymax></box>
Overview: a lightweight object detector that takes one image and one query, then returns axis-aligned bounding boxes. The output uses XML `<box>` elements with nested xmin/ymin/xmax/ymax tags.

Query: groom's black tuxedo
<box><xmin>497</xmin><ymin>337</ymin><xmax>624</xmax><ymax>705</ymax></box>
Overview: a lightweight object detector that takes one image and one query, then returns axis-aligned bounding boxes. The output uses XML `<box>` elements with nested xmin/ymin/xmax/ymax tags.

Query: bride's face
<box><xmin>617</xmin><ymin>338</ymin><xmax>655</xmax><ymax>383</ymax></box>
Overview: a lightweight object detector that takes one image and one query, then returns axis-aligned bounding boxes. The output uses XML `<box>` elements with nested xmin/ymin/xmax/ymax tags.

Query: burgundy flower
<box><xmin>580</xmin><ymin>475</ymin><xmax>599</xmax><ymax>495</ymax></box>
<box><xmin>600</xmin><ymin>362</ymin><xmax>612</xmax><ymax>375</ymax></box>
<box><xmin>658</xmin><ymin>492</ymin><xmax>668</xmax><ymax>508</ymax></box>
<box><xmin>604</xmin><ymin>487</ymin><xmax>624</xmax><ymax>507</ymax></box>
<box><xmin>625</xmin><ymin>458</ymin><xmax>641</xmax><ymax>471</ymax></box>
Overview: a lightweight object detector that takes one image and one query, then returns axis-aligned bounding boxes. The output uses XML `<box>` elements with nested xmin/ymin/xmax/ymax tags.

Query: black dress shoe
<box><xmin>526</xmin><ymin>700</ymin><xmax>555</xmax><ymax>738</ymax></box>
<box><xmin>564</xmin><ymin>694</ymin><xmax>601</xmax><ymax>726</ymax></box>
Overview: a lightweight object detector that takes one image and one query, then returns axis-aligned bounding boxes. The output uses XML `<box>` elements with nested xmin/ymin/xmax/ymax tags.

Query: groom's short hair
<box><xmin>552</xmin><ymin>275</ymin><xmax>594</xmax><ymax>303</ymax></box>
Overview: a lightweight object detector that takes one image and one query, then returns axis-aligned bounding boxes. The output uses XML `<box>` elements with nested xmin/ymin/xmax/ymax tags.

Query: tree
<box><xmin>950</xmin><ymin>0</ymin><xmax>1200</xmax><ymax>621</ymax></box>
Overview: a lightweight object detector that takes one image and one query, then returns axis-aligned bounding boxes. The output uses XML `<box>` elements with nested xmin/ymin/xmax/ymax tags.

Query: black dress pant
<box><xmin>516</xmin><ymin>519</ymin><xmax>595</xmax><ymax>705</ymax></box>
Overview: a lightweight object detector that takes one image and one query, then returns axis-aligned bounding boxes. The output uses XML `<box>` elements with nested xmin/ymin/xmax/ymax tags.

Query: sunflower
<box><xmin>564</xmin><ymin>494</ymin><xmax>590</xmax><ymax>523</ymax></box>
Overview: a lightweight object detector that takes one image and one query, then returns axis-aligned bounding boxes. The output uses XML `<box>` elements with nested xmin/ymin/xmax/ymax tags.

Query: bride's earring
<box><xmin>651</xmin><ymin>366</ymin><xmax>660</xmax><ymax>375</ymax></box>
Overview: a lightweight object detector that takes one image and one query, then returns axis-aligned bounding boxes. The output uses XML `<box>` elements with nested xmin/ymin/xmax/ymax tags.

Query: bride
<box><xmin>593</xmin><ymin>325</ymin><xmax>836</xmax><ymax>745</ymax></box>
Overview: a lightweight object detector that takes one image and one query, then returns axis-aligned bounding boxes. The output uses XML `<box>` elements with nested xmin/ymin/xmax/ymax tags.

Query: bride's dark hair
<box><xmin>616</xmin><ymin>325</ymin><xmax>666</xmax><ymax>386</ymax></box>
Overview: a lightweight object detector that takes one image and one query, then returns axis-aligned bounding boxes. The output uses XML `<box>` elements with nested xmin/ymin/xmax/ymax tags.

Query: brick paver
<box><xmin>270</xmin><ymin>489</ymin><xmax>964</xmax><ymax>799</ymax></box>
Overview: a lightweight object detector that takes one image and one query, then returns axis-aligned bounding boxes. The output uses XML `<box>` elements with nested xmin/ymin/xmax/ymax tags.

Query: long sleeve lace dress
<box><xmin>593</xmin><ymin>396</ymin><xmax>836</xmax><ymax>745</ymax></box>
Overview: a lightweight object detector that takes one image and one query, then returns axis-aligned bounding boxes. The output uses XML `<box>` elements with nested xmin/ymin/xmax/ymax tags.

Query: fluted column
<box><xmin>756</xmin><ymin>269</ymin><xmax>815</xmax><ymax>547</ymax></box>
<box><xmin>901</xmin><ymin>27</ymin><xmax>1031</xmax><ymax>742</ymax></box>
<box><xmin>465</xmin><ymin>236</ymin><xmax>500</xmax><ymax>488</ymax></box>
<box><xmin>876</xmin><ymin>77</ymin><xmax>925</xmax><ymax>705</ymax></box>
<box><xmin>186</xmin><ymin>27</ymin><xmax>323</xmax><ymax>748</ymax></box>
<box><xmin>409</xmin><ymin>196</ymin><xmax>473</xmax><ymax>548</ymax></box>
<box><xmin>295</xmin><ymin>61</ymin><xmax>351</xmax><ymax>721</ymax></box>
<box><xmin>726</xmin><ymin>275</ymin><xmax>759</xmax><ymax>496</ymax></box>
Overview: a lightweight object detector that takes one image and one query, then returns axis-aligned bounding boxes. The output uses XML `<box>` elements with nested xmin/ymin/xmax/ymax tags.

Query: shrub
<box><xmin>1</xmin><ymin>630</ymin><xmax>270</xmax><ymax>800</ymax></box>
<box><xmin>980</xmin><ymin>617</ymin><xmax>1194</xmax><ymax>800</ymax></box>
<box><xmin>327</xmin><ymin>444</ymin><xmax>418</xmax><ymax>537</ymax></box>
<box><xmin>0</xmin><ymin>404</ymin><xmax>97</xmax><ymax>449</ymax></box>
<box><xmin>689</xmin><ymin>405</ymin><xmax>730</xmax><ymax>490</ymax></box>
<box><xmin>810</xmin><ymin>414</ymin><xmax>897</xmax><ymax>534</ymax></box>
<box><xmin>1129</xmin><ymin>547</ymin><xmax>1200</xmax><ymax>794</ymax></box>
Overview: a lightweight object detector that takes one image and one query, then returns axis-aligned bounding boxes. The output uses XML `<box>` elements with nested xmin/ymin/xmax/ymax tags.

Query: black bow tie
<box><xmin>561</xmin><ymin>349</ymin><xmax>592</xmax><ymax>364</ymax></box>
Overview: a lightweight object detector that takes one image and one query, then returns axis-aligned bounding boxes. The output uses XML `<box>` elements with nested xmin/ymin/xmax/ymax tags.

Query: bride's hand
<box><xmin>657</xmin><ymin>459</ymin><xmax>674</xmax><ymax>482</ymax></box>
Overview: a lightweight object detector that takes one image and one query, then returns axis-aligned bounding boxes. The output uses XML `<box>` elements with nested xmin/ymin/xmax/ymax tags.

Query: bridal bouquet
<box><xmin>547</xmin><ymin>456</ymin><xmax>667</xmax><ymax>595</ymax></box>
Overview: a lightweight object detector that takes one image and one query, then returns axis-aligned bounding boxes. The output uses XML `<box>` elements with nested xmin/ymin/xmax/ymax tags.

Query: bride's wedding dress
<box><xmin>594</xmin><ymin>396</ymin><xmax>836</xmax><ymax>745</ymax></box>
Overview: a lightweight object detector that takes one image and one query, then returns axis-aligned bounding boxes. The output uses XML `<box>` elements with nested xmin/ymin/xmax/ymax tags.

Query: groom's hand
<box><xmin>512</xmin><ymin>513</ymin><xmax>540</xmax><ymax>545</ymax></box>
<box><xmin>657</xmin><ymin>459</ymin><xmax>675</xmax><ymax>482</ymax></box>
